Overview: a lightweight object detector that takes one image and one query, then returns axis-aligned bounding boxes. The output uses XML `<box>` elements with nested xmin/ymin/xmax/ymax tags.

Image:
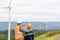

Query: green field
<box><xmin>35</xmin><ymin>34</ymin><xmax>60</xmax><ymax>40</ymax></box>
<box><xmin>0</xmin><ymin>30</ymin><xmax>60</xmax><ymax>40</ymax></box>
<box><xmin>35</xmin><ymin>30</ymin><xmax>60</xmax><ymax>40</ymax></box>
<box><xmin>0</xmin><ymin>30</ymin><xmax>47</xmax><ymax>40</ymax></box>
<box><xmin>0</xmin><ymin>30</ymin><xmax>8</xmax><ymax>40</ymax></box>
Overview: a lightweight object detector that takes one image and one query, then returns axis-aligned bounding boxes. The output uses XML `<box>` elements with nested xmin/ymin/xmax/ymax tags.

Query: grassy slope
<box><xmin>0</xmin><ymin>30</ymin><xmax>8</xmax><ymax>40</ymax></box>
<box><xmin>0</xmin><ymin>30</ymin><xmax>47</xmax><ymax>40</ymax></box>
<box><xmin>35</xmin><ymin>30</ymin><xmax>60</xmax><ymax>40</ymax></box>
<box><xmin>0</xmin><ymin>34</ymin><xmax>8</xmax><ymax>40</ymax></box>
<box><xmin>1</xmin><ymin>30</ymin><xmax>60</xmax><ymax>40</ymax></box>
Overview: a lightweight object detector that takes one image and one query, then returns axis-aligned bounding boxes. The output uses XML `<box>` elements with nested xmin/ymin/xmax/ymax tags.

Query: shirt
<box><xmin>19</xmin><ymin>26</ymin><xmax>34</xmax><ymax>36</ymax></box>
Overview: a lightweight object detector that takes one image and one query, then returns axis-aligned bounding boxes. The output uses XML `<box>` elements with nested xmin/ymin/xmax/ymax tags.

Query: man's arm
<box><xmin>20</xmin><ymin>28</ymin><xmax>25</xmax><ymax>32</ymax></box>
<box><xmin>19</xmin><ymin>27</ymin><xmax>26</xmax><ymax>33</ymax></box>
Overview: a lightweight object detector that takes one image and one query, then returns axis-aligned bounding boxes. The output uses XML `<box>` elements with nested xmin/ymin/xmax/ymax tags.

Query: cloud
<box><xmin>0</xmin><ymin>0</ymin><xmax>60</xmax><ymax>22</ymax></box>
<box><xmin>0</xmin><ymin>0</ymin><xmax>10</xmax><ymax>7</ymax></box>
<box><xmin>0</xmin><ymin>14</ymin><xmax>9</xmax><ymax>21</ymax></box>
<box><xmin>10</xmin><ymin>14</ymin><xmax>60</xmax><ymax>22</ymax></box>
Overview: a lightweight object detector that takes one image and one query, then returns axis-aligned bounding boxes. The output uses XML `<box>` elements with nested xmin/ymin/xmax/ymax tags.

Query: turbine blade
<box><xmin>0</xmin><ymin>7</ymin><xmax>8</xmax><ymax>9</ymax></box>
<box><xmin>8</xmin><ymin>0</ymin><xmax>12</xmax><ymax>7</ymax></box>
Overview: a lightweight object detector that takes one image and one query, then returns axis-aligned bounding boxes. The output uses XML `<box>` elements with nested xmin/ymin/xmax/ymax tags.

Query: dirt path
<box><xmin>56</xmin><ymin>36</ymin><xmax>60</xmax><ymax>40</ymax></box>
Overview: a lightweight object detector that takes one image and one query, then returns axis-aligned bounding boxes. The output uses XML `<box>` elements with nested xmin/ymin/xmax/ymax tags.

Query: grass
<box><xmin>0</xmin><ymin>30</ymin><xmax>8</xmax><ymax>40</ymax></box>
<box><xmin>0</xmin><ymin>34</ymin><xmax>8</xmax><ymax>40</ymax></box>
<box><xmin>35</xmin><ymin>34</ymin><xmax>60</xmax><ymax>40</ymax></box>
<box><xmin>35</xmin><ymin>30</ymin><xmax>60</xmax><ymax>40</ymax></box>
<box><xmin>0</xmin><ymin>30</ymin><xmax>47</xmax><ymax>40</ymax></box>
<box><xmin>0</xmin><ymin>30</ymin><xmax>60</xmax><ymax>40</ymax></box>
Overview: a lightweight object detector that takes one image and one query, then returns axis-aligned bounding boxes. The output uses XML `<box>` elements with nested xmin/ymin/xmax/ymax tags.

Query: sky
<box><xmin>0</xmin><ymin>0</ymin><xmax>60</xmax><ymax>22</ymax></box>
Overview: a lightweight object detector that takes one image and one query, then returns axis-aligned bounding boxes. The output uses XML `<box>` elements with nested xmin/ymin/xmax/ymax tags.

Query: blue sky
<box><xmin>0</xmin><ymin>0</ymin><xmax>60</xmax><ymax>22</ymax></box>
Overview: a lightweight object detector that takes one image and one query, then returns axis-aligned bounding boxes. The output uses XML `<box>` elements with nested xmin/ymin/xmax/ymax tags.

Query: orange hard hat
<box><xmin>26</xmin><ymin>23</ymin><xmax>32</xmax><ymax>29</ymax></box>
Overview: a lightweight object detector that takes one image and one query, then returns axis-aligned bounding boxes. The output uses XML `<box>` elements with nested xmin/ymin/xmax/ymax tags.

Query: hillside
<box><xmin>11</xmin><ymin>30</ymin><xmax>47</xmax><ymax>40</ymax></box>
<box><xmin>0</xmin><ymin>30</ymin><xmax>47</xmax><ymax>40</ymax></box>
<box><xmin>0</xmin><ymin>30</ymin><xmax>8</xmax><ymax>40</ymax></box>
<box><xmin>35</xmin><ymin>30</ymin><xmax>60</xmax><ymax>40</ymax></box>
<box><xmin>0</xmin><ymin>30</ymin><xmax>60</xmax><ymax>40</ymax></box>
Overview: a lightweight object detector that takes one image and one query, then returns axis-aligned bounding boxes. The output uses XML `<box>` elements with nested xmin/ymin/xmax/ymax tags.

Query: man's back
<box><xmin>14</xmin><ymin>25</ymin><xmax>24</xmax><ymax>40</ymax></box>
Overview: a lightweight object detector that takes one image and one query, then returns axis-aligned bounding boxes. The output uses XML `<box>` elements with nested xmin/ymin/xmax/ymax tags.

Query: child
<box><xmin>24</xmin><ymin>23</ymin><xmax>34</xmax><ymax>40</ymax></box>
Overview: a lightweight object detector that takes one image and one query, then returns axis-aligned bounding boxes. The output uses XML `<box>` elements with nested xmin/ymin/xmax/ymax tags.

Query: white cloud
<box><xmin>10</xmin><ymin>13</ymin><xmax>60</xmax><ymax>22</ymax></box>
<box><xmin>0</xmin><ymin>0</ymin><xmax>60</xmax><ymax>22</ymax></box>
<box><xmin>0</xmin><ymin>0</ymin><xmax>10</xmax><ymax>7</ymax></box>
<box><xmin>0</xmin><ymin>14</ymin><xmax>9</xmax><ymax>21</ymax></box>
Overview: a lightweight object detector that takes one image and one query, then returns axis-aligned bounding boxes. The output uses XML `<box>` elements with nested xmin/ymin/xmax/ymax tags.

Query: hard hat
<box><xmin>26</xmin><ymin>23</ymin><xmax>32</xmax><ymax>29</ymax></box>
<box><xmin>17</xmin><ymin>20</ymin><xmax>22</xmax><ymax>23</ymax></box>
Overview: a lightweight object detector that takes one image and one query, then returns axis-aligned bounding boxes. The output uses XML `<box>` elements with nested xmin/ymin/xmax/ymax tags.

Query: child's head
<box><xmin>26</xmin><ymin>23</ymin><xmax>32</xmax><ymax>29</ymax></box>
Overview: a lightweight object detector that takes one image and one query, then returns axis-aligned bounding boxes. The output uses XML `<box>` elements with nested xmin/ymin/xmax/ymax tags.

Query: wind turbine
<box><xmin>46</xmin><ymin>24</ymin><xmax>48</xmax><ymax>32</ymax></box>
<box><xmin>0</xmin><ymin>0</ymin><xmax>12</xmax><ymax>40</ymax></box>
<box><xmin>39</xmin><ymin>25</ymin><xmax>41</xmax><ymax>30</ymax></box>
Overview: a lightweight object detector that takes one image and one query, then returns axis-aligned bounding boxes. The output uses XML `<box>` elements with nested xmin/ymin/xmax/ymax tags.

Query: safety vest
<box><xmin>14</xmin><ymin>25</ymin><xmax>24</xmax><ymax>39</ymax></box>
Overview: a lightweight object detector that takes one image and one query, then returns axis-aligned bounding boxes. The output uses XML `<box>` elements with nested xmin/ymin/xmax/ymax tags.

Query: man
<box><xmin>24</xmin><ymin>23</ymin><xmax>34</xmax><ymax>40</ymax></box>
<box><xmin>14</xmin><ymin>20</ymin><xmax>24</xmax><ymax>40</ymax></box>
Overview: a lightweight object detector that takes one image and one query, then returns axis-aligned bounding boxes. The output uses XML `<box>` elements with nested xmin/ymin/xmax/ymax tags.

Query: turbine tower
<box><xmin>46</xmin><ymin>24</ymin><xmax>48</xmax><ymax>32</ymax></box>
<box><xmin>0</xmin><ymin>0</ymin><xmax>12</xmax><ymax>40</ymax></box>
<box><xmin>8</xmin><ymin>0</ymin><xmax>12</xmax><ymax>40</ymax></box>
